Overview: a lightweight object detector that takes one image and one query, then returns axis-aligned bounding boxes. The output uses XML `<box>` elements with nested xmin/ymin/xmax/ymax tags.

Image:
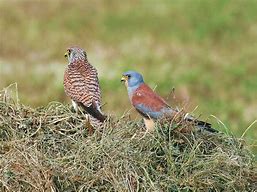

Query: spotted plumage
<box><xmin>121</xmin><ymin>70</ymin><xmax>217</xmax><ymax>133</ymax></box>
<box><xmin>64</xmin><ymin>46</ymin><xmax>106</xmax><ymax>127</ymax></box>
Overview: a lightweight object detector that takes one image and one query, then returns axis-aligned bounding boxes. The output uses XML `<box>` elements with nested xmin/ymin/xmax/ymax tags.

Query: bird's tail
<box><xmin>88</xmin><ymin>115</ymin><xmax>105</xmax><ymax>128</ymax></box>
<box><xmin>79</xmin><ymin>102</ymin><xmax>107</xmax><ymax>123</ymax></box>
<box><xmin>82</xmin><ymin>115</ymin><xmax>105</xmax><ymax>135</ymax></box>
<box><xmin>193</xmin><ymin>119</ymin><xmax>218</xmax><ymax>133</ymax></box>
<box><xmin>184</xmin><ymin>114</ymin><xmax>218</xmax><ymax>133</ymax></box>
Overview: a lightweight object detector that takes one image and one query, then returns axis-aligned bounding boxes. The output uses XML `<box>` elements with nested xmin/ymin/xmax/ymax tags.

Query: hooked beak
<box><xmin>64</xmin><ymin>51</ymin><xmax>69</xmax><ymax>58</ymax></box>
<box><xmin>121</xmin><ymin>75</ymin><xmax>128</xmax><ymax>82</ymax></box>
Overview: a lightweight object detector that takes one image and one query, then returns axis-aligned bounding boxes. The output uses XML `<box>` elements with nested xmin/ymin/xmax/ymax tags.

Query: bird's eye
<box><xmin>127</xmin><ymin>75</ymin><xmax>131</xmax><ymax>78</ymax></box>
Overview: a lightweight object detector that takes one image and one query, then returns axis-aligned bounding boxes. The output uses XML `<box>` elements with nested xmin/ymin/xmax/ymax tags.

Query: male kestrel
<box><xmin>121</xmin><ymin>70</ymin><xmax>217</xmax><ymax>132</ymax></box>
<box><xmin>63</xmin><ymin>46</ymin><xmax>106</xmax><ymax>128</ymax></box>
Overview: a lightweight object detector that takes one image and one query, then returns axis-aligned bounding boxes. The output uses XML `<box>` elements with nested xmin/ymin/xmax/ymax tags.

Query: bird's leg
<box><xmin>84</xmin><ymin>114</ymin><xmax>94</xmax><ymax>135</ymax></box>
<box><xmin>144</xmin><ymin>118</ymin><xmax>155</xmax><ymax>132</ymax></box>
<box><xmin>138</xmin><ymin>118</ymin><xmax>155</xmax><ymax>140</ymax></box>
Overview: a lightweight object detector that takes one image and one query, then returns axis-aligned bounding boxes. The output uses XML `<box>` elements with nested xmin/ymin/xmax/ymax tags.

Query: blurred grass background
<box><xmin>0</xmin><ymin>0</ymin><xmax>256</xmax><ymax>153</ymax></box>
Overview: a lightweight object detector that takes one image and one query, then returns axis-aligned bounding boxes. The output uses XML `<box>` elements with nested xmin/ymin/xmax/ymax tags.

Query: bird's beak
<box><xmin>64</xmin><ymin>51</ymin><xmax>69</xmax><ymax>58</ymax></box>
<box><xmin>121</xmin><ymin>75</ymin><xmax>128</xmax><ymax>82</ymax></box>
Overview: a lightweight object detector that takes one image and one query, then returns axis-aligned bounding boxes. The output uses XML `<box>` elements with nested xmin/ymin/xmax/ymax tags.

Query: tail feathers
<box><xmin>79</xmin><ymin>102</ymin><xmax>107</xmax><ymax>123</ymax></box>
<box><xmin>88</xmin><ymin>115</ymin><xmax>105</xmax><ymax>128</ymax></box>
<box><xmin>83</xmin><ymin>115</ymin><xmax>104</xmax><ymax>135</ymax></box>
<box><xmin>194</xmin><ymin>119</ymin><xmax>218</xmax><ymax>133</ymax></box>
<box><xmin>185</xmin><ymin>115</ymin><xmax>218</xmax><ymax>133</ymax></box>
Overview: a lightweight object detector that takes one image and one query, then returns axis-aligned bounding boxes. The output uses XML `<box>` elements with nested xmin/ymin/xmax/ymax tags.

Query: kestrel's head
<box><xmin>121</xmin><ymin>71</ymin><xmax>144</xmax><ymax>88</ymax></box>
<box><xmin>64</xmin><ymin>46</ymin><xmax>87</xmax><ymax>63</ymax></box>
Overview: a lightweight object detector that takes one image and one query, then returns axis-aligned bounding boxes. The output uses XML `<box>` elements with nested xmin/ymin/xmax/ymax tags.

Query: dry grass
<box><xmin>1</xmin><ymin>0</ymin><xmax>257</xmax><ymax>152</ymax></box>
<box><xmin>0</xmin><ymin>85</ymin><xmax>256</xmax><ymax>191</ymax></box>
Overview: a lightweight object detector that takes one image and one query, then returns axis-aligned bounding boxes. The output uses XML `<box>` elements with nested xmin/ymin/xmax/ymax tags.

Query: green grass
<box><xmin>0</xmin><ymin>0</ymin><xmax>256</xmax><ymax>154</ymax></box>
<box><xmin>0</xmin><ymin>85</ymin><xmax>256</xmax><ymax>191</ymax></box>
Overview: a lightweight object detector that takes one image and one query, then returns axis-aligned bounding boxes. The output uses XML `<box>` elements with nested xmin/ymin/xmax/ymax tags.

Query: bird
<box><xmin>121</xmin><ymin>70</ymin><xmax>217</xmax><ymax>133</ymax></box>
<box><xmin>63</xmin><ymin>46</ymin><xmax>106</xmax><ymax>129</ymax></box>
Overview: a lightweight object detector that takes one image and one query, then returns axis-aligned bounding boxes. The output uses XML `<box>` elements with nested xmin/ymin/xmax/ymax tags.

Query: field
<box><xmin>0</xmin><ymin>1</ymin><xmax>256</xmax><ymax>152</ymax></box>
<box><xmin>1</xmin><ymin>1</ymin><xmax>257</xmax><ymax>190</ymax></box>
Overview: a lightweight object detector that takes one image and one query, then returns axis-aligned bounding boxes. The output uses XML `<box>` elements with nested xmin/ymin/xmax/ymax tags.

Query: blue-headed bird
<box><xmin>121</xmin><ymin>70</ymin><xmax>217</xmax><ymax>133</ymax></box>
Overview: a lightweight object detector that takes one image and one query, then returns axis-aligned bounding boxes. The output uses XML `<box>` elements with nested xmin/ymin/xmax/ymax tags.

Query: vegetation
<box><xmin>0</xmin><ymin>0</ymin><xmax>257</xmax><ymax>153</ymax></box>
<box><xmin>0</xmin><ymin>85</ymin><xmax>256</xmax><ymax>191</ymax></box>
<box><xmin>1</xmin><ymin>0</ymin><xmax>257</xmax><ymax>190</ymax></box>
<box><xmin>0</xmin><ymin>0</ymin><xmax>256</xmax><ymax>156</ymax></box>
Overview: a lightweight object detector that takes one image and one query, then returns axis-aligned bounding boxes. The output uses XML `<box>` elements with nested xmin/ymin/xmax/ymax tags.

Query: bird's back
<box><xmin>131</xmin><ymin>84</ymin><xmax>175</xmax><ymax>119</ymax></box>
<box><xmin>64</xmin><ymin>60</ymin><xmax>101</xmax><ymax>108</ymax></box>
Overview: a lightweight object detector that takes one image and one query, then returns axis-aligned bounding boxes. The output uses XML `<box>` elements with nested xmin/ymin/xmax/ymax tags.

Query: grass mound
<box><xmin>0</xmin><ymin>86</ymin><xmax>256</xmax><ymax>191</ymax></box>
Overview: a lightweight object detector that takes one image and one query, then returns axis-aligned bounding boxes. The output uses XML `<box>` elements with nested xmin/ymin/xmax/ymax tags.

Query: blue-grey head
<box><xmin>64</xmin><ymin>46</ymin><xmax>88</xmax><ymax>63</ymax></box>
<box><xmin>121</xmin><ymin>71</ymin><xmax>144</xmax><ymax>94</ymax></box>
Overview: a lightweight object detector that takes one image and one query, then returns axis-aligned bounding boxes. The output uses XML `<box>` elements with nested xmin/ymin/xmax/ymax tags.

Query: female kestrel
<box><xmin>63</xmin><ymin>46</ymin><xmax>106</xmax><ymax>128</ymax></box>
<box><xmin>121</xmin><ymin>70</ymin><xmax>217</xmax><ymax>132</ymax></box>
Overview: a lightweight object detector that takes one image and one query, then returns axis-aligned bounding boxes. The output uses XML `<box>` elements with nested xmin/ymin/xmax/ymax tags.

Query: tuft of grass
<box><xmin>0</xmin><ymin>85</ymin><xmax>256</xmax><ymax>191</ymax></box>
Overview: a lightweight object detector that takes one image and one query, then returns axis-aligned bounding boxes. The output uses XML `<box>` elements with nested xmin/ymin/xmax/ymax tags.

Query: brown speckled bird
<box><xmin>63</xmin><ymin>46</ymin><xmax>106</xmax><ymax>128</ymax></box>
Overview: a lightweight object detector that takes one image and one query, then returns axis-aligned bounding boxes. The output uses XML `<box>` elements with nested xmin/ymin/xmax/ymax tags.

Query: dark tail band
<box><xmin>186</xmin><ymin>117</ymin><xmax>218</xmax><ymax>133</ymax></box>
<box><xmin>79</xmin><ymin>103</ymin><xmax>107</xmax><ymax>122</ymax></box>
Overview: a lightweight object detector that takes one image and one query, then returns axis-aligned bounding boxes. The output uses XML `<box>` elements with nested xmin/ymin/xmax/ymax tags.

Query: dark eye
<box><xmin>127</xmin><ymin>75</ymin><xmax>131</xmax><ymax>78</ymax></box>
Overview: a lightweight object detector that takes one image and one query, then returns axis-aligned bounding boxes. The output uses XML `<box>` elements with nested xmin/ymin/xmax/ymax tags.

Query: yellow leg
<box><xmin>85</xmin><ymin>115</ymin><xmax>94</xmax><ymax>135</ymax></box>
<box><xmin>143</xmin><ymin>118</ymin><xmax>155</xmax><ymax>132</ymax></box>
